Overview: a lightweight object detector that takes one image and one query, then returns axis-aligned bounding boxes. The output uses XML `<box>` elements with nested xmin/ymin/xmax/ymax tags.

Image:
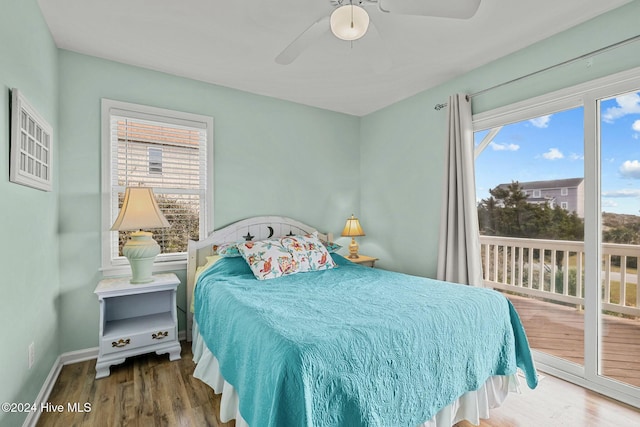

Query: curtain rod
<box><xmin>434</xmin><ymin>33</ymin><xmax>640</xmax><ymax>111</ymax></box>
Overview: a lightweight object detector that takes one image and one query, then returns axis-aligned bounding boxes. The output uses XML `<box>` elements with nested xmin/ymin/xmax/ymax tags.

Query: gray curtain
<box><xmin>436</xmin><ymin>94</ymin><xmax>484</xmax><ymax>287</ymax></box>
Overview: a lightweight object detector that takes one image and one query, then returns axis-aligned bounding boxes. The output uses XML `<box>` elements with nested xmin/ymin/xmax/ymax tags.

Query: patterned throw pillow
<box><xmin>237</xmin><ymin>239</ymin><xmax>299</xmax><ymax>280</ymax></box>
<box><xmin>212</xmin><ymin>242</ymin><xmax>242</xmax><ymax>257</ymax></box>
<box><xmin>281</xmin><ymin>232</ymin><xmax>337</xmax><ymax>272</ymax></box>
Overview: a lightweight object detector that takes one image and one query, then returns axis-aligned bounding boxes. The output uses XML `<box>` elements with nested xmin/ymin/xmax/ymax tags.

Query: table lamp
<box><xmin>341</xmin><ymin>214</ymin><xmax>365</xmax><ymax>259</ymax></box>
<box><xmin>110</xmin><ymin>187</ymin><xmax>170</xmax><ymax>284</ymax></box>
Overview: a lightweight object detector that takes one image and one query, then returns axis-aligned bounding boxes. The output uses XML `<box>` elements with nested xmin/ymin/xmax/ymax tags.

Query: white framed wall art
<box><xmin>10</xmin><ymin>89</ymin><xmax>53</xmax><ymax>192</ymax></box>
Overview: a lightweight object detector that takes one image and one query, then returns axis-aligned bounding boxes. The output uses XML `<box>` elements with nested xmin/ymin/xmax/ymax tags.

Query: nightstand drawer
<box><xmin>100</xmin><ymin>311</ymin><xmax>176</xmax><ymax>356</ymax></box>
<box><xmin>101</xmin><ymin>325</ymin><xmax>177</xmax><ymax>355</ymax></box>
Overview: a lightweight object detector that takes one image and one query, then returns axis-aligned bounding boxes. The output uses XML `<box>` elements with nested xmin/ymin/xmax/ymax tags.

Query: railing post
<box><xmin>604</xmin><ymin>254</ymin><xmax>611</xmax><ymax>304</ymax></box>
<box><xmin>620</xmin><ymin>255</ymin><xmax>627</xmax><ymax>307</ymax></box>
<box><xmin>517</xmin><ymin>246</ymin><xmax>524</xmax><ymax>287</ymax></box>
<box><xmin>576</xmin><ymin>251</ymin><xmax>583</xmax><ymax>311</ymax></box>
<box><xmin>527</xmin><ymin>247</ymin><xmax>533</xmax><ymax>289</ymax></box>
<box><xmin>502</xmin><ymin>244</ymin><xmax>507</xmax><ymax>284</ymax></box>
<box><xmin>563</xmin><ymin>249</ymin><xmax>569</xmax><ymax>296</ymax></box>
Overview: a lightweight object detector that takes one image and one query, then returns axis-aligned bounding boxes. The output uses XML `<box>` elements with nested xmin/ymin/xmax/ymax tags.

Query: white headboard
<box><xmin>186</xmin><ymin>216</ymin><xmax>332</xmax><ymax>340</ymax></box>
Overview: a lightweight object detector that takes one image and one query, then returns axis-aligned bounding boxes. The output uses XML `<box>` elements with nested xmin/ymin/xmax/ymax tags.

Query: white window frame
<box><xmin>561</xmin><ymin>187</ymin><xmax>569</xmax><ymax>196</ymax></box>
<box><xmin>532</xmin><ymin>189</ymin><xmax>541</xmax><ymax>198</ymax></box>
<box><xmin>473</xmin><ymin>66</ymin><xmax>640</xmax><ymax>409</ymax></box>
<box><xmin>101</xmin><ymin>99</ymin><xmax>214</xmax><ymax>276</ymax></box>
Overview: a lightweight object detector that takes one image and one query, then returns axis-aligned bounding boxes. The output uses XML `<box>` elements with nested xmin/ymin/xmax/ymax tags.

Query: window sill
<box><xmin>100</xmin><ymin>259</ymin><xmax>187</xmax><ymax>279</ymax></box>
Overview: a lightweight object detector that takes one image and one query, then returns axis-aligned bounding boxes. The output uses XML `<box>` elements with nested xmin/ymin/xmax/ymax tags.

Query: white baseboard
<box><xmin>22</xmin><ymin>347</ymin><xmax>99</xmax><ymax>427</ymax></box>
<box><xmin>22</xmin><ymin>329</ymin><xmax>186</xmax><ymax>427</ymax></box>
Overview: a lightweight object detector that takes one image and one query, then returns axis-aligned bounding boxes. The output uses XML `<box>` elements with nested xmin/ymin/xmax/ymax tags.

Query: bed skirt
<box><xmin>192</xmin><ymin>321</ymin><xmax>520</xmax><ymax>427</ymax></box>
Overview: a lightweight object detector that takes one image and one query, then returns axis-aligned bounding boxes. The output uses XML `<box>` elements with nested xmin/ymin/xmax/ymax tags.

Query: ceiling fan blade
<box><xmin>378</xmin><ymin>0</ymin><xmax>481</xmax><ymax>19</ymax></box>
<box><xmin>275</xmin><ymin>15</ymin><xmax>331</xmax><ymax>65</ymax></box>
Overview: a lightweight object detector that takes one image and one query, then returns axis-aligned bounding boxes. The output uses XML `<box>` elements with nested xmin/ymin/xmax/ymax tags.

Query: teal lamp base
<box><xmin>123</xmin><ymin>231</ymin><xmax>161</xmax><ymax>284</ymax></box>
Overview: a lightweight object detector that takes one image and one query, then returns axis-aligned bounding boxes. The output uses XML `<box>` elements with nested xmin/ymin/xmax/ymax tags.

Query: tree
<box><xmin>477</xmin><ymin>181</ymin><xmax>584</xmax><ymax>241</ymax></box>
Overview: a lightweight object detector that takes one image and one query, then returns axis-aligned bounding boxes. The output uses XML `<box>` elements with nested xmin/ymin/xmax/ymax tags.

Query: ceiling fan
<box><xmin>275</xmin><ymin>0</ymin><xmax>481</xmax><ymax>67</ymax></box>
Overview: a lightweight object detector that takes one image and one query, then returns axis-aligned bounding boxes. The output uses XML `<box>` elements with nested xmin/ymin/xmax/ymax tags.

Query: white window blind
<box><xmin>102</xmin><ymin>99</ymin><xmax>213</xmax><ymax>271</ymax></box>
<box><xmin>148</xmin><ymin>147</ymin><xmax>163</xmax><ymax>174</ymax></box>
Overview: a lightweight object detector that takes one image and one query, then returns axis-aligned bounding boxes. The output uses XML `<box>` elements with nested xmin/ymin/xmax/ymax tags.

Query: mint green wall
<box><xmin>3</xmin><ymin>2</ymin><xmax>640</xmax><ymax>421</ymax></box>
<box><xmin>0</xmin><ymin>1</ymin><xmax>60</xmax><ymax>426</ymax></box>
<box><xmin>360</xmin><ymin>1</ymin><xmax>640</xmax><ymax>277</ymax></box>
<box><xmin>57</xmin><ymin>50</ymin><xmax>361</xmax><ymax>352</ymax></box>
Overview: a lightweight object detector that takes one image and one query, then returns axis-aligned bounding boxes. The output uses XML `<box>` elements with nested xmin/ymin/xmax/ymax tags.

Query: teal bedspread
<box><xmin>194</xmin><ymin>255</ymin><xmax>537</xmax><ymax>427</ymax></box>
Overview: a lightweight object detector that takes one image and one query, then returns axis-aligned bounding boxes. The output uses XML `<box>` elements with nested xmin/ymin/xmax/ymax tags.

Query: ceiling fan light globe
<box><xmin>330</xmin><ymin>5</ymin><xmax>370</xmax><ymax>41</ymax></box>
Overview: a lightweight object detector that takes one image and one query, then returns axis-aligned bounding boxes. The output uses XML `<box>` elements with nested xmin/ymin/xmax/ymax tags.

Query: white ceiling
<box><xmin>38</xmin><ymin>0</ymin><xmax>631</xmax><ymax>116</ymax></box>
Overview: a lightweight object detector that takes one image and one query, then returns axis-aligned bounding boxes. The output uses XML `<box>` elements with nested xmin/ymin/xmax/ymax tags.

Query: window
<box><xmin>532</xmin><ymin>189</ymin><xmax>541</xmax><ymax>198</ymax></box>
<box><xmin>101</xmin><ymin>99</ymin><xmax>213</xmax><ymax>274</ymax></box>
<box><xmin>561</xmin><ymin>187</ymin><xmax>568</xmax><ymax>196</ymax></box>
<box><xmin>561</xmin><ymin>201</ymin><xmax>568</xmax><ymax>210</ymax></box>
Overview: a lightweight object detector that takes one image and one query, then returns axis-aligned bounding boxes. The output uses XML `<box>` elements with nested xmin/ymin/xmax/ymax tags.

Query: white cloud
<box><xmin>602</xmin><ymin>93</ymin><xmax>640</xmax><ymax>123</ymax></box>
<box><xmin>602</xmin><ymin>189</ymin><xmax>640</xmax><ymax>197</ymax></box>
<box><xmin>619</xmin><ymin>160</ymin><xmax>640</xmax><ymax>179</ymax></box>
<box><xmin>569</xmin><ymin>153</ymin><xmax>584</xmax><ymax>161</ymax></box>
<box><xmin>528</xmin><ymin>115</ymin><xmax>551</xmax><ymax>128</ymax></box>
<box><xmin>601</xmin><ymin>200</ymin><xmax>619</xmax><ymax>208</ymax></box>
<box><xmin>490</xmin><ymin>142</ymin><xmax>519</xmax><ymax>151</ymax></box>
<box><xmin>542</xmin><ymin>148</ymin><xmax>564</xmax><ymax>160</ymax></box>
<box><xmin>633</xmin><ymin>119</ymin><xmax>640</xmax><ymax>132</ymax></box>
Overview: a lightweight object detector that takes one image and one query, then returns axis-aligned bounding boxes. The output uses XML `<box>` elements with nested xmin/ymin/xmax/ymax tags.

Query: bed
<box><xmin>186</xmin><ymin>216</ymin><xmax>538</xmax><ymax>426</ymax></box>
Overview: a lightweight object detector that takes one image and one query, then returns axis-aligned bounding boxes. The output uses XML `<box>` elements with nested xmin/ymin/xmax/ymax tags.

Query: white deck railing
<box><xmin>479</xmin><ymin>235</ymin><xmax>640</xmax><ymax>317</ymax></box>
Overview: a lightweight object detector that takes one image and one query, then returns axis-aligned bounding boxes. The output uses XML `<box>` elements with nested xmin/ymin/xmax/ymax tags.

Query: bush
<box><xmin>554</xmin><ymin>268</ymin><xmax>583</xmax><ymax>297</ymax></box>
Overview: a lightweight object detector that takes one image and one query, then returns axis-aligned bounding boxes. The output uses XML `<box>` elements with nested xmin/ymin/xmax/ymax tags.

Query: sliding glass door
<box><xmin>593</xmin><ymin>89</ymin><xmax>640</xmax><ymax>390</ymax></box>
<box><xmin>475</xmin><ymin>107</ymin><xmax>586</xmax><ymax>371</ymax></box>
<box><xmin>474</xmin><ymin>70</ymin><xmax>640</xmax><ymax>407</ymax></box>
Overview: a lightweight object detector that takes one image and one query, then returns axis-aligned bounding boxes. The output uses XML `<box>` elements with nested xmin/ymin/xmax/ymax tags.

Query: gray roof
<box><xmin>497</xmin><ymin>177</ymin><xmax>584</xmax><ymax>190</ymax></box>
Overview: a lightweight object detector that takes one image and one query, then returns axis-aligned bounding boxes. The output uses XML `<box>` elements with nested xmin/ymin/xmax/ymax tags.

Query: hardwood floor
<box><xmin>37</xmin><ymin>342</ymin><xmax>234</xmax><ymax>427</ymax></box>
<box><xmin>454</xmin><ymin>374</ymin><xmax>640</xmax><ymax>427</ymax></box>
<box><xmin>37</xmin><ymin>341</ymin><xmax>640</xmax><ymax>427</ymax></box>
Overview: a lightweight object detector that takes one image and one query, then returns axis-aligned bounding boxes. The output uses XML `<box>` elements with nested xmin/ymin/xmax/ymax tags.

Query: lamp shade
<box><xmin>341</xmin><ymin>214</ymin><xmax>365</xmax><ymax>237</ymax></box>
<box><xmin>110</xmin><ymin>187</ymin><xmax>170</xmax><ymax>231</ymax></box>
<box><xmin>330</xmin><ymin>5</ymin><xmax>370</xmax><ymax>41</ymax></box>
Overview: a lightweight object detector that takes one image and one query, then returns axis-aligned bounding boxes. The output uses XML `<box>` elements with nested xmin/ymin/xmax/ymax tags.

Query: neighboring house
<box><xmin>115</xmin><ymin>119</ymin><xmax>201</xmax><ymax>189</ymax></box>
<box><xmin>496</xmin><ymin>177</ymin><xmax>585</xmax><ymax>218</ymax></box>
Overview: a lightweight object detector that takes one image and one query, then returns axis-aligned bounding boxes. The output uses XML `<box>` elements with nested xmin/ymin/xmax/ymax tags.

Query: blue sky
<box><xmin>475</xmin><ymin>91</ymin><xmax>640</xmax><ymax>216</ymax></box>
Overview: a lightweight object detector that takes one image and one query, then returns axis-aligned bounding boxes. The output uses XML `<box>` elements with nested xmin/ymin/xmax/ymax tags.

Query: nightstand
<box><xmin>94</xmin><ymin>273</ymin><xmax>182</xmax><ymax>379</ymax></box>
<box><xmin>347</xmin><ymin>254</ymin><xmax>378</xmax><ymax>268</ymax></box>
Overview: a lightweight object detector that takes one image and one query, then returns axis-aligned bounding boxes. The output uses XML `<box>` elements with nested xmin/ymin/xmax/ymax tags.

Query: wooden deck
<box><xmin>506</xmin><ymin>293</ymin><xmax>640</xmax><ymax>387</ymax></box>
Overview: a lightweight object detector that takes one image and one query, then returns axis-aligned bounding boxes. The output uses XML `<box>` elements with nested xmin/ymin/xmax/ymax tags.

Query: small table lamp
<box><xmin>341</xmin><ymin>214</ymin><xmax>365</xmax><ymax>259</ymax></box>
<box><xmin>110</xmin><ymin>187</ymin><xmax>170</xmax><ymax>284</ymax></box>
